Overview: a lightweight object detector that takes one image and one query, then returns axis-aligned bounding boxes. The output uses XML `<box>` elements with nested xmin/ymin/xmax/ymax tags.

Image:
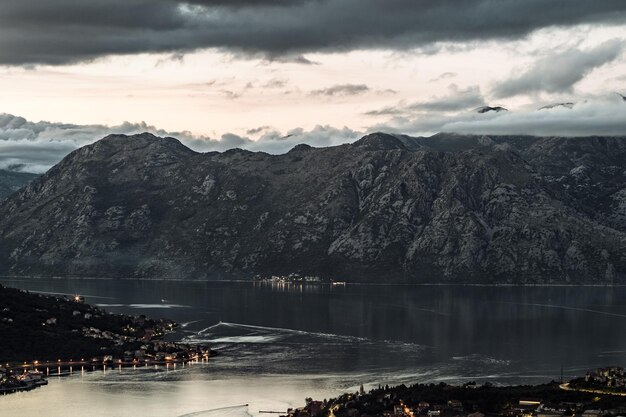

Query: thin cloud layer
<box><xmin>372</xmin><ymin>95</ymin><xmax>626</xmax><ymax>137</ymax></box>
<box><xmin>311</xmin><ymin>84</ymin><xmax>370</xmax><ymax>97</ymax></box>
<box><xmin>366</xmin><ymin>85</ymin><xmax>486</xmax><ymax>116</ymax></box>
<box><xmin>3</xmin><ymin>95</ymin><xmax>625</xmax><ymax>174</ymax></box>
<box><xmin>0</xmin><ymin>113</ymin><xmax>361</xmax><ymax>173</ymax></box>
<box><xmin>493</xmin><ymin>39</ymin><xmax>624</xmax><ymax>98</ymax></box>
<box><xmin>1</xmin><ymin>0</ymin><xmax>626</xmax><ymax>65</ymax></box>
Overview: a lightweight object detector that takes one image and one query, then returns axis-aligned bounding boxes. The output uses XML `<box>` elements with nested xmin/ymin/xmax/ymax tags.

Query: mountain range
<box><xmin>0</xmin><ymin>132</ymin><xmax>625</xmax><ymax>283</ymax></box>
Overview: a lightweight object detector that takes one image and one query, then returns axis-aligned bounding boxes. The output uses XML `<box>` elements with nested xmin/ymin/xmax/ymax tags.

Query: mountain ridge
<box><xmin>1</xmin><ymin>132</ymin><xmax>625</xmax><ymax>284</ymax></box>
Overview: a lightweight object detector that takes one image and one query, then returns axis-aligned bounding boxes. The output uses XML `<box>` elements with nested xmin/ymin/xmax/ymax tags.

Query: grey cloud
<box><xmin>371</xmin><ymin>95</ymin><xmax>626</xmax><ymax>137</ymax></box>
<box><xmin>220</xmin><ymin>90</ymin><xmax>241</xmax><ymax>99</ymax></box>
<box><xmin>250</xmin><ymin>125</ymin><xmax>361</xmax><ymax>153</ymax></box>
<box><xmin>493</xmin><ymin>39</ymin><xmax>624</xmax><ymax>98</ymax></box>
<box><xmin>0</xmin><ymin>113</ymin><xmax>361</xmax><ymax>173</ymax></box>
<box><xmin>180</xmin><ymin>0</ymin><xmax>318</xmax><ymax>7</ymax></box>
<box><xmin>364</xmin><ymin>107</ymin><xmax>406</xmax><ymax>117</ymax></box>
<box><xmin>310</xmin><ymin>84</ymin><xmax>369</xmax><ymax>97</ymax></box>
<box><xmin>0</xmin><ymin>114</ymin><xmax>223</xmax><ymax>172</ymax></box>
<box><xmin>246</xmin><ymin>126</ymin><xmax>273</xmax><ymax>135</ymax></box>
<box><xmin>0</xmin><ymin>140</ymin><xmax>77</xmax><ymax>174</ymax></box>
<box><xmin>261</xmin><ymin>55</ymin><xmax>320</xmax><ymax>65</ymax></box>
<box><xmin>409</xmin><ymin>85</ymin><xmax>486</xmax><ymax>112</ymax></box>
<box><xmin>365</xmin><ymin>85</ymin><xmax>486</xmax><ymax>116</ymax></box>
<box><xmin>430</xmin><ymin>72</ymin><xmax>458</xmax><ymax>82</ymax></box>
<box><xmin>1</xmin><ymin>0</ymin><xmax>626</xmax><ymax>65</ymax></box>
<box><xmin>263</xmin><ymin>78</ymin><xmax>288</xmax><ymax>89</ymax></box>
<box><xmin>3</xmin><ymin>95</ymin><xmax>625</xmax><ymax>173</ymax></box>
<box><xmin>376</xmin><ymin>89</ymin><xmax>398</xmax><ymax>96</ymax></box>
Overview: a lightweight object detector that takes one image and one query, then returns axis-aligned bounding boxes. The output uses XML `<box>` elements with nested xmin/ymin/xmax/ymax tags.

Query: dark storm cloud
<box><xmin>310</xmin><ymin>84</ymin><xmax>370</xmax><ymax>97</ymax></box>
<box><xmin>178</xmin><ymin>0</ymin><xmax>311</xmax><ymax>5</ymax></box>
<box><xmin>493</xmin><ymin>39</ymin><xmax>624</xmax><ymax>98</ymax></box>
<box><xmin>1</xmin><ymin>0</ymin><xmax>626</xmax><ymax>65</ymax></box>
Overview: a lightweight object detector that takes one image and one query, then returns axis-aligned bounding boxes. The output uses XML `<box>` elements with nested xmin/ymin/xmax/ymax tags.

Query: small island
<box><xmin>0</xmin><ymin>284</ymin><xmax>211</xmax><ymax>395</ymax></box>
<box><xmin>255</xmin><ymin>273</ymin><xmax>347</xmax><ymax>286</ymax></box>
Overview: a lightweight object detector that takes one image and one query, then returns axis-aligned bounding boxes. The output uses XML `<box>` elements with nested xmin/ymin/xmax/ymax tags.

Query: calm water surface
<box><xmin>1</xmin><ymin>279</ymin><xmax>625</xmax><ymax>417</ymax></box>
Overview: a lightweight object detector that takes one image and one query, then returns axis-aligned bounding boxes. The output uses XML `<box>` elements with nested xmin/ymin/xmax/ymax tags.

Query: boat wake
<box><xmin>183</xmin><ymin>321</ymin><xmax>428</xmax><ymax>355</ymax></box>
<box><xmin>186</xmin><ymin>321</ymin><xmax>369</xmax><ymax>345</ymax></box>
<box><xmin>177</xmin><ymin>404</ymin><xmax>251</xmax><ymax>417</ymax></box>
<box><xmin>94</xmin><ymin>303</ymin><xmax>191</xmax><ymax>309</ymax></box>
<box><xmin>452</xmin><ymin>354</ymin><xmax>511</xmax><ymax>366</ymax></box>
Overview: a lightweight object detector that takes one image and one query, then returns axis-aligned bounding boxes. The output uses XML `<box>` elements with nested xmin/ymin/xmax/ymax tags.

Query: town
<box><xmin>284</xmin><ymin>369</ymin><xmax>626</xmax><ymax>417</ymax></box>
<box><xmin>568</xmin><ymin>367</ymin><xmax>626</xmax><ymax>394</ymax></box>
<box><xmin>0</xmin><ymin>284</ymin><xmax>213</xmax><ymax>395</ymax></box>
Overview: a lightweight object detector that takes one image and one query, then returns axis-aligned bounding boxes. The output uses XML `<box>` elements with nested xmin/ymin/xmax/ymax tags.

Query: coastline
<box><xmin>1</xmin><ymin>275</ymin><xmax>626</xmax><ymax>287</ymax></box>
<box><xmin>0</xmin><ymin>284</ymin><xmax>213</xmax><ymax>396</ymax></box>
<box><xmin>287</xmin><ymin>375</ymin><xmax>626</xmax><ymax>417</ymax></box>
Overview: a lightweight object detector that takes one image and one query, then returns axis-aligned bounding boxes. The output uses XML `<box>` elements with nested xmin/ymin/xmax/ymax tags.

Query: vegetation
<box><xmin>0</xmin><ymin>284</ymin><xmax>169</xmax><ymax>363</ymax></box>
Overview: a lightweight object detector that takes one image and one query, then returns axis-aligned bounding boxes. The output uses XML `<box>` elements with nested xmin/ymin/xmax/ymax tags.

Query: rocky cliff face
<box><xmin>1</xmin><ymin>132</ymin><xmax>625</xmax><ymax>283</ymax></box>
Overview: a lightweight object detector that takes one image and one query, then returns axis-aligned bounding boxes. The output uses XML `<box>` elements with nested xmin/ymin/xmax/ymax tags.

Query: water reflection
<box><xmin>1</xmin><ymin>278</ymin><xmax>626</xmax><ymax>416</ymax></box>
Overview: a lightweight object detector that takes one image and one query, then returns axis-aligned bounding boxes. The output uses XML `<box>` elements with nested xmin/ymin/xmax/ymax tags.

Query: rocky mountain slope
<box><xmin>0</xmin><ymin>132</ymin><xmax>625</xmax><ymax>284</ymax></box>
<box><xmin>0</xmin><ymin>170</ymin><xmax>38</xmax><ymax>200</ymax></box>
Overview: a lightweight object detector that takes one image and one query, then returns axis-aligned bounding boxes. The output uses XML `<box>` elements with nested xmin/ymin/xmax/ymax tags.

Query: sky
<box><xmin>0</xmin><ymin>0</ymin><xmax>625</xmax><ymax>172</ymax></box>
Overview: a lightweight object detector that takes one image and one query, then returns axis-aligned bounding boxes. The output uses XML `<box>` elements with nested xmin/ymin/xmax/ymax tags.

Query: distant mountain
<box><xmin>539</xmin><ymin>102</ymin><xmax>575</xmax><ymax>110</ymax></box>
<box><xmin>475</xmin><ymin>106</ymin><xmax>508</xmax><ymax>113</ymax></box>
<box><xmin>0</xmin><ymin>132</ymin><xmax>625</xmax><ymax>284</ymax></box>
<box><xmin>0</xmin><ymin>170</ymin><xmax>39</xmax><ymax>200</ymax></box>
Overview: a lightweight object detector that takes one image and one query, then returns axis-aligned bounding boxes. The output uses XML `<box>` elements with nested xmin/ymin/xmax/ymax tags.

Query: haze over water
<box><xmin>1</xmin><ymin>279</ymin><xmax>625</xmax><ymax>416</ymax></box>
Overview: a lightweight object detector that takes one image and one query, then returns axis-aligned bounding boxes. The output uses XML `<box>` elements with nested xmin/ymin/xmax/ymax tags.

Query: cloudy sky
<box><xmin>1</xmin><ymin>0</ymin><xmax>626</xmax><ymax>172</ymax></box>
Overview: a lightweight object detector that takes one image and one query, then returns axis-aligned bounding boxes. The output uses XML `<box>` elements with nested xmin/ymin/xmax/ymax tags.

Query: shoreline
<box><xmin>1</xmin><ymin>355</ymin><xmax>213</xmax><ymax>396</ymax></box>
<box><xmin>288</xmin><ymin>374</ymin><xmax>626</xmax><ymax>417</ymax></box>
<box><xmin>1</xmin><ymin>276</ymin><xmax>625</xmax><ymax>288</ymax></box>
<box><xmin>0</xmin><ymin>284</ymin><xmax>213</xmax><ymax>396</ymax></box>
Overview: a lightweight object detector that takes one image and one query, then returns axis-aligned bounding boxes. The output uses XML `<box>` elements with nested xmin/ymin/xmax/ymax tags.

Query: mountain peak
<box><xmin>539</xmin><ymin>102</ymin><xmax>575</xmax><ymax>110</ymax></box>
<box><xmin>83</xmin><ymin>132</ymin><xmax>196</xmax><ymax>158</ymax></box>
<box><xmin>99</xmin><ymin>132</ymin><xmax>187</xmax><ymax>148</ymax></box>
<box><xmin>475</xmin><ymin>106</ymin><xmax>508</xmax><ymax>113</ymax></box>
<box><xmin>288</xmin><ymin>143</ymin><xmax>313</xmax><ymax>153</ymax></box>
<box><xmin>352</xmin><ymin>132</ymin><xmax>408</xmax><ymax>150</ymax></box>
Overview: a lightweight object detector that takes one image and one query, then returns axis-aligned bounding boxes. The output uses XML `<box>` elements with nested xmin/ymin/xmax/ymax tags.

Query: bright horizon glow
<box><xmin>0</xmin><ymin>24</ymin><xmax>624</xmax><ymax>140</ymax></box>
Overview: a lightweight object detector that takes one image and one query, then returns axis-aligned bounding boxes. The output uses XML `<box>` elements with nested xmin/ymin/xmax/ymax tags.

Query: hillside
<box><xmin>0</xmin><ymin>284</ymin><xmax>174</xmax><ymax>362</ymax></box>
<box><xmin>0</xmin><ymin>169</ymin><xmax>38</xmax><ymax>200</ymax></box>
<box><xmin>0</xmin><ymin>132</ymin><xmax>625</xmax><ymax>283</ymax></box>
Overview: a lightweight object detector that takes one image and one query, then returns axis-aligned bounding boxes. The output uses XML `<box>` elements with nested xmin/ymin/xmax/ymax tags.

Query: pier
<box><xmin>1</xmin><ymin>352</ymin><xmax>212</xmax><ymax>395</ymax></box>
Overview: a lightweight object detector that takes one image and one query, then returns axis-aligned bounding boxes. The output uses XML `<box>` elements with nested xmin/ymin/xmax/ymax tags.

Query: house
<box><xmin>448</xmin><ymin>400</ymin><xmax>463</xmax><ymax>411</ymax></box>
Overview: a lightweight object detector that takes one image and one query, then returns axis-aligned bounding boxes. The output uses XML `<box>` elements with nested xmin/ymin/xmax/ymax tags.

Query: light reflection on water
<box><xmin>1</xmin><ymin>278</ymin><xmax>626</xmax><ymax>416</ymax></box>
